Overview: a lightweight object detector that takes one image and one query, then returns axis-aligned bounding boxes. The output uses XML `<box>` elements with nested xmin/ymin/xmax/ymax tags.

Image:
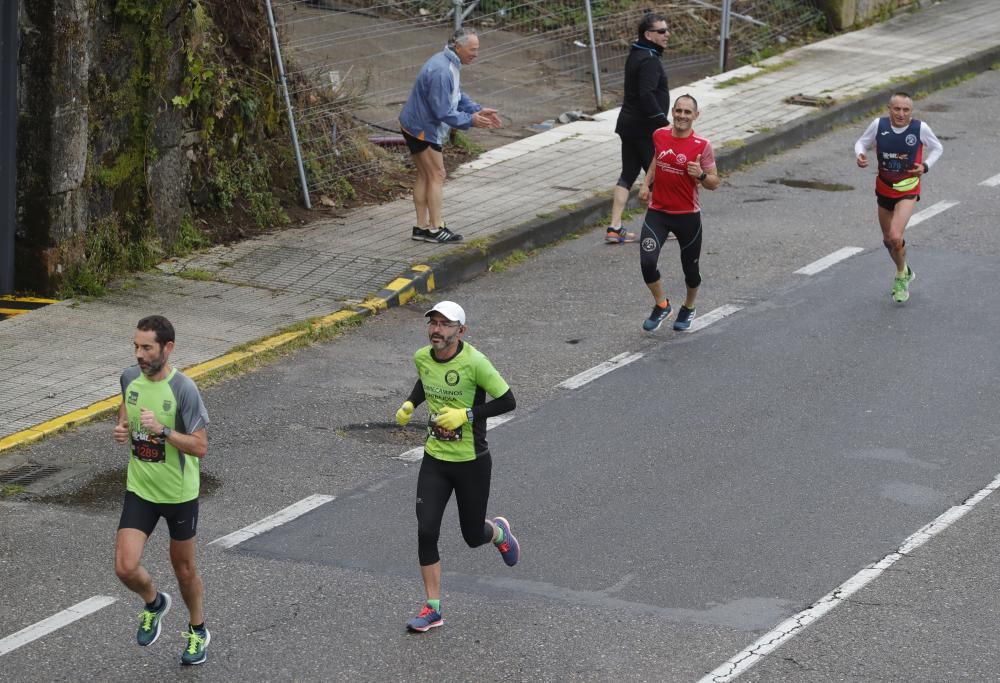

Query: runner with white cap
<box><xmin>395</xmin><ymin>300</ymin><xmax>520</xmax><ymax>632</ymax></box>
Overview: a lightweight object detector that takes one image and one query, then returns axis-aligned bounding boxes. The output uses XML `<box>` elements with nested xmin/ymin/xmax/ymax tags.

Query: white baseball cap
<box><xmin>424</xmin><ymin>301</ymin><xmax>466</xmax><ymax>325</ymax></box>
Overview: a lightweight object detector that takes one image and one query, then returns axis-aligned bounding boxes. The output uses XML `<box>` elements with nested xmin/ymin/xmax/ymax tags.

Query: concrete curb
<box><xmin>3</xmin><ymin>49</ymin><xmax>997</xmax><ymax>455</ymax></box>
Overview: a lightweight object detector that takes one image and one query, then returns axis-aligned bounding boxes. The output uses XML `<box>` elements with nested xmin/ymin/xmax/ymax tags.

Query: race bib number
<box><xmin>427</xmin><ymin>414</ymin><xmax>462</xmax><ymax>442</ymax></box>
<box><xmin>131</xmin><ymin>433</ymin><xmax>166</xmax><ymax>463</ymax></box>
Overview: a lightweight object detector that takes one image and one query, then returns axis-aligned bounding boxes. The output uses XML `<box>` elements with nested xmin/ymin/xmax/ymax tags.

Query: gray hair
<box><xmin>448</xmin><ymin>27</ymin><xmax>478</xmax><ymax>49</ymax></box>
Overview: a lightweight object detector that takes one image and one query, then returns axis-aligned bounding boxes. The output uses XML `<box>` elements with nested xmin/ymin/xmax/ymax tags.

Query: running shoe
<box><xmin>406</xmin><ymin>605</ymin><xmax>443</xmax><ymax>633</ymax></box>
<box><xmin>673</xmin><ymin>305</ymin><xmax>697</xmax><ymax>331</ymax></box>
<box><xmin>642</xmin><ymin>301</ymin><xmax>672</xmax><ymax>332</ymax></box>
<box><xmin>412</xmin><ymin>226</ymin><xmax>432</xmax><ymax>241</ymax></box>
<box><xmin>424</xmin><ymin>226</ymin><xmax>463</xmax><ymax>243</ymax></box>
<box><xmin>605</xmin><ymin>227</ymin><xmax>638</xmax><ymax>244</ymax></box>
<box><xmin>136</xmin><ymin>592</ymin><xmax>171</xmax><ymax>646</ymax></box>
<box><xmin>492</xmin><ymin>516</ymin><xmax>520</xmax><ymax>567</ymax></box>
<box><xmin>891</xmin><ymin>265</ymin><xmax>915</xmax><ymax>303</ymax></box>
<box><xmin>180</xmin><ymin>626</ymin><xmax>210</xmax><ymax>665</ymax></box>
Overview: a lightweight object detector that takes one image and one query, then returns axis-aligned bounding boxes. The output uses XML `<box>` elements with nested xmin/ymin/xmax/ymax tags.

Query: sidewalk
<box><xmin>2</xmin><ymin>0</ymin><xmax>998</xmax><ymax>451</ymax></box>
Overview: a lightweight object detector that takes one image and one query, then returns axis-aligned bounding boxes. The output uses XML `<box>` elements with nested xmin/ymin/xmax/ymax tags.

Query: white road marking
<box><xmin>0</xmin><ymin>596</ymin><xmax>116</xmax><ymax>657</ymax></box>
<box><xmin>794</xmin><ymin>247</ymin><xmax>865</xmax><ymax>275</ymax></box>
<box><xmin>208</xmin><ymin>494</ymin><xmax>335</xmax><ymax>548</ymax></box>
<box><xmin>557</xmin><ymin>352</ymin><xmax>644</xmax><ymax>390</ymax></box>
<box><xmin>699</xmin><ymin>470</ymin><xmax>1000</xmax><ymax>683</ymax></box>
<box><xmin>907</xmin><ymin>199</ymin><xmax>959</xmax><ymax>227</ymax></box>
<box><xmin>688</xmin><ymin>304</ymin><xmax>743</xmax><ymax>332</ymax></box>
<box><xmin>979</xmin><ymin>172</ymin><xmax>1000</xmax><ymax>187</ymax></box>
<box><xmin>394</xmin><ymin>414</ymin><xmax>515</xmax><ymax>462</ymax></box>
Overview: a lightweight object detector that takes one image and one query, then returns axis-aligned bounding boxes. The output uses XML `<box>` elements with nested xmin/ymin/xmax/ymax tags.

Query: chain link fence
<box><xmin>269</xmin><ymin>0</ymin><xmax>825</xmax><ymax>204</ymax></box>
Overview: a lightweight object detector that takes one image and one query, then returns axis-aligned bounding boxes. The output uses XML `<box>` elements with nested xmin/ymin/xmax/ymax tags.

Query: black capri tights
<box><xmin>416</xmin><ymin>452</ymin><xmax>494</xmax><ymax>566</ymax></box>
<box><xmin>640</xmin><ymin>209</ymin><xmax>703</xmax><ymax>288</ymax></box>
<box><xmin>616</xmin><ymin>133</ymin><xmax>655</xmax><ymax>189</ymax></box>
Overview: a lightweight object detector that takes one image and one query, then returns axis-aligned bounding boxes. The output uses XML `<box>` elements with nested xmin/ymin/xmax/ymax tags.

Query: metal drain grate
<box><xmin>0</xmin><ymin>464</ymin><xmax>63</xmax><ymax>485</ymax></box>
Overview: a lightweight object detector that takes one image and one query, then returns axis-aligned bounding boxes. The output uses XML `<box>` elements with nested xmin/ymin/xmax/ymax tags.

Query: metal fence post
<box><xmin>265</xmin><ymin>0</ymin><xmax>311</xmax><ymax>209</ymax></box>
<box><xmin>719</xmin><ymin>0</ymin><xmax>733</xmax><ymax>72</ymax></box>
<box><xmin>453</xmin><ymin>0</ymin><xmax>463</xmax><ymax>31</ymax></box>
<box><xmin>0</xmin><ymin>0</ymin><xmax>18</xmax><ymax>293</ymax></box>
<box><xmin>583</xmin><ymin>0</ymin><xmax>602</xmax><ymax>109</ymax></box>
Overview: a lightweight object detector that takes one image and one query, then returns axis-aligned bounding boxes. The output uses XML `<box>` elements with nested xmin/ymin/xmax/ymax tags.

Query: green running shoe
<box><xmin>891</xmin><ymin>266</ymin><xmax>915</xmax><ymax>303</ymax></box>
<box><xmin>180</xmin><ymin>626</ymin><xmax>210</xmax><ymax>665</ymax></box>
<box><xmin>136</xmin><ymin>592</ymin><xmax>171</xmax><ymax>646</ymax></box>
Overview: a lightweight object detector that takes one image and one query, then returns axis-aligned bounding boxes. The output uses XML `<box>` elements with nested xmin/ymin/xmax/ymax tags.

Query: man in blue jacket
<box><xmin>400</xmin><ymin>28</ymin><xmax>501</xmax><ymax>244</ymax></box>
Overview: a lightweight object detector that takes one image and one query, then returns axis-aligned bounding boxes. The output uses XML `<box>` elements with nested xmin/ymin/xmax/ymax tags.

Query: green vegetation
<box><xmin>1</xmin><ymin>484</ymin><xmax>26</xmax><ymax>498</ymax></box>
<box><xmin>451</xmin><ymin>131</ymin><xmax>485</xmax><ymax>156</ymax></box>
<box><xmin>716</xmin><ymin>60</ymin><xmax>798</xmax><ymax>89</ymax></box>
<box><xmin>488</xmin><ymin>249</ymin><xmax>532</xmax><ymax>273</ymax></box>
<box><xmin>176</xmin><ymin>269</ymin><xmax>215</xmax><ymax>281</ymax></box>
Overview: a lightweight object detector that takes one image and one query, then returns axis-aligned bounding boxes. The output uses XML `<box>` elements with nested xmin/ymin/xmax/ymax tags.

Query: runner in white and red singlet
<box><xmin>637</xmin><ymin>94</ymin><xmax>720</xmax><ymax>332</ymax></box>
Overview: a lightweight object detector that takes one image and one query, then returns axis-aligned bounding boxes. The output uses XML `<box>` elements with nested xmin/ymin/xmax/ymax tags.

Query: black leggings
<box><xmin>616</xmin><ymin>132</ymin><xmax>655</xmax><ymax>189</ymax></box>
<box><xmin>416</xmin><ymin>453</ymin><xmax>493</xmax><ymax>566</ymax></box>
<box><xmin>640</xmin><ymin>209</ymin><xmax>703</xmax><ymax>288</ymax></box>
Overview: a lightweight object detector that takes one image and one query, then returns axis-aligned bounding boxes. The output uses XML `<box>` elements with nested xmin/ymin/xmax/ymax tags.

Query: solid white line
<box><xmin>394</xmin><ymin>414</ymin><xmax>515</xmax><ymax>462</ymax></box>
<box><xmin>688</xmin><ymin>304</ymin><xmax>743</xmax><ymax>332</ymax></box>
<box><xmin>699</xmin><ymin>470</ymin><xmax>1000</xmax><ymax>683</ymax></box>
<box><xmin>557</xmin><ymin>352</ymin><xmax>643</xmax><ymax>390</ymax></box>
<box><xmin>907</xmin><ymin>199</ymin><xmax>959</xmax><ymax>227</ymax></box>
<box><xmin>208</xmin><ymin>494</ymin><xmax>335</xmax><ymax>548</ymax></box>
<box><xmin>979</xmin><ymin>172</ymin><xmax>1000</xmax><ymax>187</ymax></box>
<box><xmin>794</xmin><ymin>247</ymin><xmax>864</xmax><ymax>275</ymax></box>
<box><xmin>0</xmin><ymin>596</ymin><xmax>116</xmax><ymax>657</ymax></box>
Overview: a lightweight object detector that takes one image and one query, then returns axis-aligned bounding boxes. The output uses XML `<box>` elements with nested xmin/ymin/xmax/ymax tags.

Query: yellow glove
<box><xmin>395</xmin><ymin>401</ymin><xmax>414</xmax><ymax>426</ymax></box>
<box><xmin>435</xmin><ymin>407</ymin><xmax>469</xmax><ymax>431</ymax></box>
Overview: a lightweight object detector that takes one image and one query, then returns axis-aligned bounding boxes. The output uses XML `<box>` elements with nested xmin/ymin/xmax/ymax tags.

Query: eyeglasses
<box><xmin>427</xmin><ymin>319</ymin><xmax>460</xmax><ymax>329</ymax></box>
<box><xmin>649</xmin><ymin>28</ymin><xmax>669</xmax><ymax>34</ymax></box>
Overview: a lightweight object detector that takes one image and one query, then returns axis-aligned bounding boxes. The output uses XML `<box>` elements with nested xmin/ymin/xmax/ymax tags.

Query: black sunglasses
<box><xmin>649</xmin><ymin>28</ymin><xmax>669</xmax><ymax>34</ymax></box>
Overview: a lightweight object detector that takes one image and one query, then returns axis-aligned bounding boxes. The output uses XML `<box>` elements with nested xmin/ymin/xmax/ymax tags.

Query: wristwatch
<box><xmin>698</xmin><ymin>171</ymin><xmax>707</xmax><ymax>182</ymax></box>
<box><xmin>922</xmin><ymin>162</ymin><xmax>929</xmax><ymax>174</ymax></box>
<box><xmin>160</xmin><ymin>426</ymin><xmax>172</xmax><ymax>439</ymax></box>
<box><xmin>466</xmin><ymin>409</ymin><xmax>474</xmax><ymax>424</ymax></box>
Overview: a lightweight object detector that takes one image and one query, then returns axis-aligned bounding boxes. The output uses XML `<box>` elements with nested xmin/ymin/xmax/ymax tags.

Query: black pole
<box><xmin>0</xmin><ymin>0</ymin><xmax>18</xmax><ymax>294</ymax></box>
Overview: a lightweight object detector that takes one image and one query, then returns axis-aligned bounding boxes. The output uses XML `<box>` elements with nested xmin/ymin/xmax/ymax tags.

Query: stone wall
<box><xmin>816</xmin><ymin>0</ymin><xmax>919</xmax><ymax>30</ymax></box>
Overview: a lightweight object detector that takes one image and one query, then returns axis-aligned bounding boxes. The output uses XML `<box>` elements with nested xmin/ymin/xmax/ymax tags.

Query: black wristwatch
<box><xmin>922</xmin><ymin>162</ymin><xmax>929</xmax><ymax>174</ymax></box>
<box><xmin>160</xmin><ymin>426</ymin><xmax>172</xmax><ymax>439</ymax></box>
<box><xmin>698</xmin><ymin>171</ymin><xmax>707</xmax><ymax>182</ymax></box>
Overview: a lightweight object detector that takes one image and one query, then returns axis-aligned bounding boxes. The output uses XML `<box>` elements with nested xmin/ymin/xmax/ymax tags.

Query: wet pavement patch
<box><xmin>767</xmin><ymin>178</ymin><xmax>853</xmax><ymax>191</ymax></box>
<box><xmin>33</xmin><ymin>466</ymin><xmax>222</xmax><ymax>510</ymax></box>
<box><xmin>340</xmin><ymin>421</ymin><xmax>426</xmax><ymax>447</ymax></box>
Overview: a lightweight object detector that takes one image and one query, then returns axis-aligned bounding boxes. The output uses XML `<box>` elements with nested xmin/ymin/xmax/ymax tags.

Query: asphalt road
<box><xmin>2</xmin><ymin>71</ymin><xmax>999</xmax><ymax>682</ymax></box>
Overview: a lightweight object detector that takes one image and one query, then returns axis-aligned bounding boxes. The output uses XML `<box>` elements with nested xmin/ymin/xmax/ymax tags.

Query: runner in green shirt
<box><xmin>112</xmin><ymin>315</ymin><xmax>211</xmax><ymax>665</ymax></box>
<box><xmin>395</xmin><ymin>301</ymin><xmax>521</xmax><ymax>632</ymax></box>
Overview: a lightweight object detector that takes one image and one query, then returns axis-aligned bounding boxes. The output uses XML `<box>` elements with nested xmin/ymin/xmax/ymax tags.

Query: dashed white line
<box><xmin>557</xmin><ymin>352</ymin><xmax>644</xmax><ymax>390</ymax></box>
<box><xmin>394</xmin><ymin>414</ymin><xmax>515</xmax><ymax>462</ymax></box>
<box><xmin>794</xmin><ymin>247</ymin><xmax>865</xmax><ymax>275</ymax></box>
<box><xmin>699</xmin><ymin>469</ymin><xmax>1000</xmax><ymax>683</ymax></box>
<box><xmin>907</xmin><ymin>199</ymin><xmax>959</xmax><ymax>227</ymax></box>
<box><xmin>208</xmin><ymin>494</ymin><xmax>335</xmax><ymax>548</ymax></box>
<box><xmin>0</xmin><ymin>596</ymin><xmax>116</xmax><ymax>657</ymax></box>
<box><xmin>688</xmin><ymin>304</ymin><xmax>743</xmax><ymax>332</ymax></box>
<box><xmin>979</xmin><ymin>172</ymin><xmax>1000</xmax><ymax>187</ymax></box>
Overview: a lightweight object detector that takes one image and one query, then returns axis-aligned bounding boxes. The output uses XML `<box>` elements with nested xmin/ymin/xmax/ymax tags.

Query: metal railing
<box><xmin>265</xmin><ymin>0</ymin><xmax>824</xmax><ymax>206</ymax></box>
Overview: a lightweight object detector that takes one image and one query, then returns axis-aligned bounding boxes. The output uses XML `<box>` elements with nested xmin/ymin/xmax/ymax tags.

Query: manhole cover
<box><xmin>784</xmin><ymin>94</ymin><xmax>835</xmax><ymax>108</ymax></box>
<box><xmin>341</xmin><ymin>421</ymin><xmax>426</xmax><ymax>447</ymax></box>
<box><xmin>0</xmin><ymin>463</ymin><xmax>62</xmax><ymax>485</ymax></box>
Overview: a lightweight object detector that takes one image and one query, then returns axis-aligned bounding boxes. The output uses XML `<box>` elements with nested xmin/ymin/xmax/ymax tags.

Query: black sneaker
<box><xmin>673</xmin><ymin>305</ymin><xmax>696</xmax><ymax>331</ymax></box>
<box><xmin>642</xmin><ymin>301</ymin><xmax>672</xmax><ymax>332</ymax></box>
<box><xmin>425</xmin><ymin>226</ymin><xmax>463</xmax><ymax>243</ymax></box>
<box><xmin>412</xmin><ymin>226</ymin><xmax>432</xmax><ymax>241</ymax></box>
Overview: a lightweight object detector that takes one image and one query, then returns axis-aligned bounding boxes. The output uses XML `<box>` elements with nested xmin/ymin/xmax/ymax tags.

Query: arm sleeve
<box><xmin>457</xmin><ymin>90</ymin><xmax>481</xmax><ymax>114</ymax></box>
<box><xmin>701</xmin><ymin>140</ymin><xmax>717</xmax><ymax>172</ymax></box>
<box><xmin>406</xmin><ymin>379</ymin><xmax>426</xmax><ymax>407</ymax></box>
<box><xmin>471</xmin><ymin>389</ymin><xmax>515</xmax><ymax>421</ymax></box>
<box><xmin>174</xmin><ymin>376</ymin><xmax>209</xmax><ymax>434</ymax></box>
<box><xmin>427</xmin><ymin>70</ymin><xmax>475</xmax><ymax>130</ymax></box>
<box><xmin>854</xmin><ymin>119</ymin><xmax>879</xmax><ymax>156</ymax></box>
<box><xmin>920</xmin><ymin>122</ymin><xmax>943</xmax><ymax>169</ymax></box>
<box><xmin>637</xmin><ymin>59</ymin><xmax>669</xmax><ymax>124</ymax></box>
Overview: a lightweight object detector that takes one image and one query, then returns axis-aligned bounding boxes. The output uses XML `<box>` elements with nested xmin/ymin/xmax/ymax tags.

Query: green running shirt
<box><xmin>120</xmin><ymin>366</ymin><xmax>209</xmax><ymax>503</ymax></box>
<box><xmin>414</xmin><ymin>342</ymin><xmax>510</xmax><ymax>462</ymax></box>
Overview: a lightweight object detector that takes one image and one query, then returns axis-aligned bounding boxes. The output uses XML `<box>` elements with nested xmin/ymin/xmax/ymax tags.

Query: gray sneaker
<box><xmin>136</xmin><ymin>592</ymin><xmax>171</xmax><ymax>646</ymax></box>
<box><xmin>180</xmin><ymin>626</ymin><xmax>210</xmax><ymax>665</ymax></box>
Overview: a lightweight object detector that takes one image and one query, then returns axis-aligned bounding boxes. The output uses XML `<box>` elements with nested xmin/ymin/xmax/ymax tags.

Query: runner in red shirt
<box><xmin>637</xmin><ymin>94</ymin><xmax>720</xmax><ymax>331</ymax></box>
